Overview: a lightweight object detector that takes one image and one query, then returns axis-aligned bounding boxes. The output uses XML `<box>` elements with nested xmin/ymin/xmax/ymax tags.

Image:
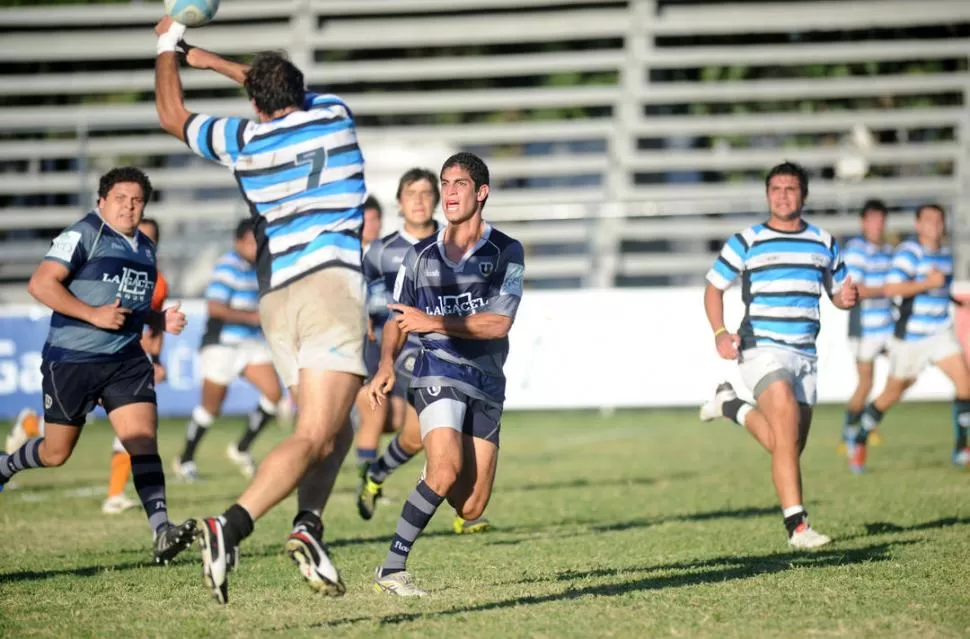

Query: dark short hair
<box><xmin>916</xmin><ymin>202</ymin><xmax>946</xmax><ymax>221</ymax></box>
<box><xmin>139</xmin><ymin>217</ymin><xmax>160</xmax><ymax>243</ymax></box>
<box><xmin>441</xmin><ymin>152</ymin><xmax>490</xmax><ymax>204</ymax></box>
<box><xmin>860</xmin><ymin>199</ymin><xmax>888</xmax><ymax>218</ymax></box>
<box><xmin>244</xmin><ymin>52</ymin><xmax>305</xmax><ymax>116</ymax></box>
<box><xmin>98</xmin><ymin>166</ymin><xmax>152</xmax><ymax>202</ymax></box>
<box><xmin>765</xmin><ymin>161</ymin><xmax>809</xmax><ymax>200</ymax></box>
<box><xmin>363</xmin><ymin>195</ymin><xmax>383</xmax><ymax>217</ymax></box>
<box><xmin>396</xmin><ymin>167</ymin><xmax>440</xmax><ymax>207</ymax></box>
<box><xmin>235</xmin><ymin>218</ymin><xmax>255</xmax><ymax>240</ymax></box>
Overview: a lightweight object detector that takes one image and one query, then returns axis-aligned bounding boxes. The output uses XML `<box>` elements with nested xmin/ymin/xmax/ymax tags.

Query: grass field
<box><xmin>1</xmin><ymin>402</ymin><xmax>969</xmax><ymax>638</ymax></box>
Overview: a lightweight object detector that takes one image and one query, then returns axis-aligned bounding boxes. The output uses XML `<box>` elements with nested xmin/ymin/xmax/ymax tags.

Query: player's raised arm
<box><xmin>180</xmin><ymin>42</ymin><xmax>251</xmax><ymax>86</ymax></box>
<box><xmin>154</xmin><ymin>18</ymin><xmax>193</xmax><ymax>141</ymax></box>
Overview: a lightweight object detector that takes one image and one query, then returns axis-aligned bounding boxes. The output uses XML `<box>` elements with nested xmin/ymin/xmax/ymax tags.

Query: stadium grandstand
<box><xmin>1</xmin><ymin>0</ymin><xmax>967</xmax><ymax>300</ymax></box>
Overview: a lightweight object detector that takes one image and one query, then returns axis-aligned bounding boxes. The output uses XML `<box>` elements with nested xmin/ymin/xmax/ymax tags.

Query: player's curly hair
<box><xmin>396</xmin><ymin>167</ymin><xmax>440</xmax><ymax>208</ymax></box>
<box><xmin>234</xmin><ymin>217</ymin><xmax>256</xmax><ymax>240</ymax></box>
<box><xmin>441</xmin><ymin>152</ymin><xmax>490</xmax><ymax>206</ymax></box>
<box><xmin>98</xmin><ymin>166</ymin><xmax>153</xmax><ymax>202</ymax></box>
<box><xmin>244</xmin><ymin>52</ymin><xmax>305</xmax><ymax>116</ymax></box>
<box><xmin>765</xmin><ymin>161</ymin><xmax>809</xmax><ymax>200</ymax></box>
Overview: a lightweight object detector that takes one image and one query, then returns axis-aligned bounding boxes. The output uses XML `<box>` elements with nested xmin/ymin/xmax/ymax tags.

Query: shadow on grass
<box><xmin>485</xmin><ymin>504</ymin><xmax>780</xmax><ymax>547</ymax></box>
<box><xmin>863</xmin><ymin>516</ymin><xmax>970</xmax><ymax>536</ymax></box>
<box><xmin>268</xmin><ymin>539</ymin><xmax>917</xmax><ymax>631</ymax></box>
<box><xmin>500</xmin><ymin>471</ymin><xmax>697</xmax><ymax>494</ymax></box>
<box><xmin>0</xmin><ymin>559</ymin><xmax>155</xmax><ymax>584</ymax></box>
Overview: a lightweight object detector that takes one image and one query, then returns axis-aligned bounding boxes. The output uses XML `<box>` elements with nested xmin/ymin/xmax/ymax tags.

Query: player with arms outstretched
<box><xmin>0</xmin><ymin>167</ymin><xmax>196</xmax><ymax>564</ymax></box>
<box><xmin>155</xmin><ymin>19</ymin><xmax>367</xmax><ymax>602</ymax></box>
<box><xmin>367</xmin><ymin>152</ymin><xmax>524</xmax><ymax>596</ymax></box>
<box><xmin>699</xmin><ymin>162</ymin><xmax>858</xmax><ymax>549</ymax></box>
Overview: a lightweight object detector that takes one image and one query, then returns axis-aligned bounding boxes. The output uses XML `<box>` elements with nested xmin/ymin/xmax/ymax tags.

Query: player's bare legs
<box><xmin>446</xmin><ymin>435</ymin><xmax>499</xmax><ymax>522</ymax></box>
<box><xmin>228</xmin><ymin>363</ymin><xmax>282</xmax><ymax>475</ymax></box>
<box><xmin>848</xmin><ymin>361</ymin><xmax>874</xmax><ymax>417</ymax></box>
<box><xmin>237</xmin><ymin>369</ymin><xmax>360</xmax><ymax>519</ymax></box>
<box><xmin>354</xmin><ymin>387</ymin><xmax>389</xmax><ymax>470</ymax></box>
<box><xmin>757</xmin><ymin>381</ymin><xmax>802</xmax><ymax>510</ymax></box>
<box><xmin>33</xmin><ymin>422</ymin><xmax>82</xmax><ymax>467</ymax></box>
<box><xmin>286</xmin><ymin>417</ymin><xmax>354</xmax><ymax>596</ymax></box>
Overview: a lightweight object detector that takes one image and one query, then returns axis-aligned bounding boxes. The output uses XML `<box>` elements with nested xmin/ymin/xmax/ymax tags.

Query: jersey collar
<box><xmin>436</xmin><ymin>222</ymin><xmax>492</xmax><ymax>271</ymax></box>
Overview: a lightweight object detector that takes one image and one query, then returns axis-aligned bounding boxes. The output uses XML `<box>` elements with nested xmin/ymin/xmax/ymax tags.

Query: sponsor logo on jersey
<box><xmin>424</xmin><ymin>292</ymin><xmax>486</xmax><ymax>316</ymax></box>
<box><xmin>103</xmin><ymin>267</ymin><xmax>153</xmax><ymax>302</ymax></box>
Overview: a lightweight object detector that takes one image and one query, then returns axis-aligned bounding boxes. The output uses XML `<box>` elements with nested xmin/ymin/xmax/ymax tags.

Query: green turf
<box><xmin>1</xmin><ymin>403</ymin><xmax>969</xmax><ymax>638</ymax></box>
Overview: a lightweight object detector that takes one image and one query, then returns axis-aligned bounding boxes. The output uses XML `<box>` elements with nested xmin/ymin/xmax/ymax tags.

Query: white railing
<box><xmin>0</xmin><ymin>0</ymin><xmax>968</xmax><ymax>297</ymax></box>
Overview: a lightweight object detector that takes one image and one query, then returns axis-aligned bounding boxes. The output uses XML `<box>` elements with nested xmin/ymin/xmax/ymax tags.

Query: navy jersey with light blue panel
<box><xmin>888</xmin><ymin>239</ymin><xmax>953</xmax><ymax>340</ymax></box>
<box><xmin>706</xmin><ymin>222</ymin><xmax>847</xmax><ymax>355</ymax></box>
<box><xmin>393</xmin><ymin>224</ymin><xmax>525</xmax><ymax>405</ymax></box>
<box><xmin>42</xmin><ymin>211</ymin><xmax>157</xmax><ymax>363</ymax></box>
<box><xmin>843</xmin><ymin>236</ymin><xmax>893</xmax><ymax>339</ymax></box>
<box><xmin>201</xmin><ymin>251</ymin><xmax>262</xmax><ymax>347</ymax></box>
<box><xmin>183</xmin><ymin>91</ymin><xmax>366</xmax><ymax>294</ymax></box>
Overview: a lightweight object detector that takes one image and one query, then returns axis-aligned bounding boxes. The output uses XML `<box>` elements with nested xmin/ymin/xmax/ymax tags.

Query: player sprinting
<box><xmin>355</xmin><ymin>167</ymin><xmax>491</xmax><ymax>535</ymax></box>
<box><xmin>846</xmin><ymin>204</ymin><xmax>970</xmax><ymax>470</ymax></box>
<box><xmin>172</xmin><ymin>219</ymin><xmax>282</xmax><ymax>482</ymax></box>
<box><xmin>155</xmin><ymin>20</ymin><xmax>367</xmax><ymax>602</ymax></box>
<box><xmin>6</xmin><ymin>216</ymin><xmax>170</xmax><ymax>516</ymax></box>
<box><xmin>0</xmin><ymin>167</ymin><xmax>196</xmax><ymax>563</ymax></box>
<box><xmin>699</xmin><ymin>161</ymin><xmax>858</xmax><ymax>549</ymax></box>
<box><xmin>840</xmin><ymin>200</ymin><xmax>893</xmax><ymax>463</ymax></box>
<box><xmin>367</xmin><ymin>152</ymin><xmax>525</xmax><ymax>596</ymax></box>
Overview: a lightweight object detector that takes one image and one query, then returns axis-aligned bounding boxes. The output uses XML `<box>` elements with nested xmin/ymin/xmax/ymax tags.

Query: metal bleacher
<box><xmin>1</xmin><ymin>0</ymin><xmax>968</xmax><ymax>299</ymax></box>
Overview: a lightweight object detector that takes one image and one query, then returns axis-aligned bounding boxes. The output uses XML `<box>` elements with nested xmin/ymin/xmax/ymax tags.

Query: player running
<box><xmin>6</xmin><ymin>217</ymin><xmax>171</xmax><ymax>517</ymax></box>
<box><xmin>0</xmin><ymin>167</ymin><xmax>196</xmax><ymax>563</ymax></box>
<box><xmin>840</xmin><ymin>200</ymin><xmax>893</xmax><ymax>461</ymax></box>
<box><xmin>367</xmin><ymin>152</ymin><xmax>525</xmax><ymax>596</ymax></box>
<box><xmin>700</xmin><ymin>161</ymin><xmax>858</xmax><ymax>549</ymax></box>
<box><xmin>847</xmin><ymin>204</ymin><xmax>970</xmax><ymax>470</ymax></box>
<box><xmin>172</xmin><ymin>219</ymin><xmax>282</xmax><ymax>482</ymax></box>
<box><xmin>155</xmin><ymin>20</ymin><xmax>367</xmax><ymax>602</ymax></box>
<box><xmin>355</xmin><ymin>167</ymin><xmax>491</xmax><ymax>535</ymax></box>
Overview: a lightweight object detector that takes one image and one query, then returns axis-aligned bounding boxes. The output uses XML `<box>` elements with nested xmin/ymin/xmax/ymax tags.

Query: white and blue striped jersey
<box><xmin>201</xmin><ymin>251</ymin><xmax>262</xmax><ymax>347</ymax></box>
<box><xmin>843</xmin><ymin>236</ymin><xmax>893</xmax><ymax>339</ymax></box>
<box><xmin>184</xmin><ymin>92</ymin><xmax>367</xmax><ymax>295</ymax></box>
<box><xmin>706</xmin><ymin>222</ymin><xmax>847</xmax><ymax>356</ymax></box>
<box><xmin>888</xmin><ymin>239</ymin><xmax>953</xmax><ymax>341</ymax></box>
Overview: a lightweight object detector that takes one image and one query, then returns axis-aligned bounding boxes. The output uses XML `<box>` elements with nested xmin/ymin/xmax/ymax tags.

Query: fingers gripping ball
<box><xmin>164</xmin><ymin>0</ymin><xmax>220</xmax><ymax>27</ymax></box>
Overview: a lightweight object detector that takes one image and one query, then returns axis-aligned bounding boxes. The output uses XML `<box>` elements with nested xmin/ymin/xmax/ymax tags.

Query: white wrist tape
<box><xmin>156</xmin><ymin>22</ymin><xmax>188</xmax><ymax>56</ymax></box>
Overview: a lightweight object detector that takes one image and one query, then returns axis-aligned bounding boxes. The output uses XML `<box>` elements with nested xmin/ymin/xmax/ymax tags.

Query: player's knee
<box><xmin>424</xmin><ymin>463</ymin><xmax>460</xmax><ymax>496</ymax></box>
<box><xmin>39</xmin><ymin>442</ymin><xmax>72</xmax><ymax>467</ymax></box>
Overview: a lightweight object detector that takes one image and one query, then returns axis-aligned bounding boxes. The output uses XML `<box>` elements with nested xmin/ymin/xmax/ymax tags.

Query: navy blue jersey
<box><xmin>42</xmin><ymin>211</ymin><xmax>157</xmax><ymax>363</ymax></box>
<box><xmin>392</xmin><ymin>224</ymin><xmax>525</xmax><ymax>405</ymax></box>
<box><xmin>363</xmin><ymin>226</ymin><xmax>437</xmax><ymax>331</ymax></box>
<box><xmin>184</xmin><ymin>92</ymin><xmax>366</xmax><ymax>295</ymax></box>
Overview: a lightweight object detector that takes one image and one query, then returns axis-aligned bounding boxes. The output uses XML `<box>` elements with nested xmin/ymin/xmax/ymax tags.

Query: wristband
<box><xmin>714</xmin><ymin>327</ymin><xmax>727</xmax><ymax>337</ymax></box>
<box><xmin>156</xmin><ymin>22</ymin><xmax>188</xmax><ymax>56</ymax></box>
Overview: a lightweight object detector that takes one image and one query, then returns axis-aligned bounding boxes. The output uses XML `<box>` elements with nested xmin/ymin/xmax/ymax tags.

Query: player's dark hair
<box><xmin>916</xmin><ymin>202</ymin><xmax>946</xmax><ymax>221</ymax></box>
<box><xmin>396</xmin><ymin>167</ymin><xmax>440</xmax><ymax>207</ymax></box>
<box><xmin>765</xmin><ymin>161</ymin><xmax>809</xmax><ymax>200</ymax></box>
<box><xmin>98</xmin><ymin>166</ymin><xmax>153</xmax><ymax>202</ymax></box>
<box><xmin>860</xmin><ymin>199</ymin><xmax>888</xmax><ymax>218</ymax></box>
<box><xmin>441</xmin><ymin>152</ymin><xmax>490</xmax><ymax>206</ymax></box>
<box><xmin>234</xmin><ymin>217</ymin><xmax>255</xmax><ymax>240</ymax></box>
<box><xmin>139</xmin><ymin>217</ymin><xmax>160</xmax><ymax>243</ymax></box>
<box><xmin>244</xmin><ymin>52</ymin><xmax>305</xmax><ymax>116</ymax></box>
<box><xmin>364</xmin><ymin>195</ymin><xmax>383</xmax><ymax>218</ymax></box>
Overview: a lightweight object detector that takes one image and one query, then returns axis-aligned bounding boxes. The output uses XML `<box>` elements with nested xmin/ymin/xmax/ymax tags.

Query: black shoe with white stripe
<box><xmin>285</xmin><ymin>520</ymin><xmax>345</xmax><ymax>596</ymax></box>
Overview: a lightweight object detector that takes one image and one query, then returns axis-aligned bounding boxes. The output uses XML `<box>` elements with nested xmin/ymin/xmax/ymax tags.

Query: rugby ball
<box><xmin>164</xmin><ymin>0</ymin><xmax>220</xmax><ymax>28</ymax></box>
